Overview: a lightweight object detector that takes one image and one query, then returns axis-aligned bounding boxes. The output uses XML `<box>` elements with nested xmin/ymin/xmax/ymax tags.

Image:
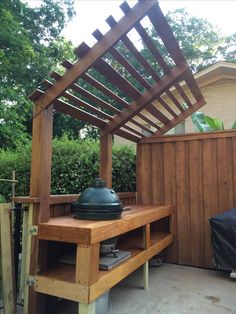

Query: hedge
<box><xmin>0</xmin><ymin>137</ymin><xmax>136</xmax><ymax>201</ymax></box>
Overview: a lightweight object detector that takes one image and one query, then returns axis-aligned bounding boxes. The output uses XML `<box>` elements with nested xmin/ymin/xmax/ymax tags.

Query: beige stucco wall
<box><xmin>185</xmin><ymin>80</ymin><xmax>236</xmax><ymax>133</ymax></box>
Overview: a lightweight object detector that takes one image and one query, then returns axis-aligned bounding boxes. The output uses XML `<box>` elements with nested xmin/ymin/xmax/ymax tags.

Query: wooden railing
<box><xmin>14</xmin><ymin>191</ymin><xmax>137</xmax><ymax>217</ymax></box>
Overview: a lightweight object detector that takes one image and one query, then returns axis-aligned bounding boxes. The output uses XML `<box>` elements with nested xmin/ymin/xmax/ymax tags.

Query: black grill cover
<box><xmin>209</xmin><ymin>208</ymin><xmax>236</xmax><ymax>269</ymax></box>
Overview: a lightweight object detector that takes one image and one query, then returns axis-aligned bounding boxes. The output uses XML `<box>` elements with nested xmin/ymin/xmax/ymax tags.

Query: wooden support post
<box><xmin>79</xmin><ymin>302</ymin><xmax>96</xmax><ymax>314</ymax></box>
<box><xmin>0</xmin><ymin>203</ymin><xmax>16</xmax><ymax>314</ymax></box>
<box><xmin>143</xmin><ymin>224</ymin><xmax>150</xmax><ymax>290</ymax></box>
<box><xmin>99</xmin><ymin>132</ymin><xmax>112</xmax><ymax>188</ymax></box>
<box><xmin>25</xmin><ymin>104</ymin><xmax>53</xmax><ymax>314</ymax></box>
<box><xmin>75</xmin><ymin>243</ymin><xmax>100</xmax><ymax>285</ymax></box>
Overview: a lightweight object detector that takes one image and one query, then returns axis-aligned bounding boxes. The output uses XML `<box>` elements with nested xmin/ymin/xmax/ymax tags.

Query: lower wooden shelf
<box><xmin>35</xmin><ymin>232</ymin><xmax>173</xmax><ymax>303</ymax></box>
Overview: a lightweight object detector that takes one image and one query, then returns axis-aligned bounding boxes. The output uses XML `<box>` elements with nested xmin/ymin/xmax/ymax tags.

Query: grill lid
<box><xmin>72</xmin><ymin>178</ymin><xmax>122</xmax><ymax>220</ymax></box>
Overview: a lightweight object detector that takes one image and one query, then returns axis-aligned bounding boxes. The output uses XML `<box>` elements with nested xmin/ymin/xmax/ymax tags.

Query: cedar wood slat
<box><xmin>101</xmin><ymin>64</ymin><xmax>188</xmax><ymax>135</ymax></box>
<box><xmin>203</xmin><ymin>139</ymin><xmax>218</xmax><ymax>268</ymax></box>
<box><xmin>189</xmin><ymin>140</ymin><xmax>205</xmax><ymax>267</ymax></box>
<box><xmin>176</xmin><ymin>141</ymin><xmax>191</xmax><ymax>265</ymax></box>
<box><xmin>151</xmin><ymin>143</ymin><xmax>164</xmax><ymax>205</ymax></box>
<box><xmin>163</xmin><ymin>142</ymin><xmax>178</xmax><ymax>263</ymax></box>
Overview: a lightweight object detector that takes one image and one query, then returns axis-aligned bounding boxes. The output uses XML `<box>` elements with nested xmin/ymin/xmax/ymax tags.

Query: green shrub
<box><xmin>0</xmin><ymin>137</ymin><xmax>136</xmax><ymax>201</ymax></box>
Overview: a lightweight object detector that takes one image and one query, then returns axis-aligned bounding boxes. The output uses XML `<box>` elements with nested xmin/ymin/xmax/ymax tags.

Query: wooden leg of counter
<box><xmin>79</xmin><ymin>301</ymin><xmax>96</xmax><ymax>314</ymax></box>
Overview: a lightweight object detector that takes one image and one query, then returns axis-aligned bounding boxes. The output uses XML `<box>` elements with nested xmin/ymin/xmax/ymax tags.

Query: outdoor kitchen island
<box><xmin>35</xmin><ymin>204</ymin><xmax>174</xmax><ymax>314</ymax></box>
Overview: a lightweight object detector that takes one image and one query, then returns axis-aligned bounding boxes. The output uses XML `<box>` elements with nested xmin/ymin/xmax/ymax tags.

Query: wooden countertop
<box><xmin>38</xmin><ymin>204</ymin><xmax>174</xmax><ymax>244</ymax></box>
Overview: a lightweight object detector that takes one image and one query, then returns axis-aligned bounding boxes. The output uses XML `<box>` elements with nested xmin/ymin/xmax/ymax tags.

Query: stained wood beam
<box><xmin>123</xmin><ymin>124</ymin><xmax>144</xmax><ymax>138</ymax></box>
<box><xmin>101</xmin><ymin>64</ymin><xmax>188</xmax><ymax>135</ymax></box>
<box><xmin>50</xmin><ymin>71</ymin><xmax>120</xmax><ymax>115</ymax></box>
<box><xmin>93</xmin><ymin>29</ymin><xmax>150</xmax><ymax>90</ymax></box>
<box><xmin>115</xmin><ymin>129</ymin><xmax>140</xmax><ymax>142</ymax></box>
<box><xmin>43</xmin><ymin>76</ymin><xmax>113</xmax><ymax>120</ymax></box>
<box><xmin>62</xmin><ymin>60</ymin><xmax>161</xmax><ymax>130</ymax></box>
<box><xmin>32</xmin><ymin>1</ymin><xmax>156</xmax><ymax>111</ymax></box>
<box><xmin>107</xmin><ymin>15</ymin><xmax>160</xmax><ymax>83</ymax></box>
<box><xmin>99</xmin><ymin>133</ymin><xmax>113</xmax><ymax>188</ymax></box>
<box><xmin>54</xmin><ymin>99</ymin><xmax>140</xmax><ymax>142</ymax></box>
<box><xmin>154</xmin><ymin>98</ymin><xmax>206</xmax><ymax>136</ymax></box>
<box><xmin>54</xmin><ymin>99</ymin><xmax>106</xmax><ymax>128</ymax></box>
<box><xmin>148</xmin><ymin>3</ymin><xmax>187</xmax><ymax>66</ymax></box>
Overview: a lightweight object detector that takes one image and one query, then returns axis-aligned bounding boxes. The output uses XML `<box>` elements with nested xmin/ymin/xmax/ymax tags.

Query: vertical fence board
<box><xmin>163</xmin><ymin>142</ymin><xmax>178</xmax><ymax>262</ymax></box>
<box><xmin>151</xmin><ymin>143</ymin><xmax>164</xmax><ymax>205</ymax></box>
<box><xmin>189</xmin><ymin>140</ymin><xmax>204</xmax><ymax>267</ymax></box>
<box><xmin>176</xmin><ymin>142</ymin><xmax>191</xmax><ymax>265</ymax></box>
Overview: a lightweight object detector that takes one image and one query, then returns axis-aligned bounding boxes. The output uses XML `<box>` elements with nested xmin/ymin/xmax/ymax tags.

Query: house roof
<box><xmin>29</xmin><ymin>1</ymin><xmax>205</xmax><ymax>142</ymax></box>
<box><xmin>194</xmin><ymin>61</ymin><xmax>236</xmax><ymax>88</ymax></box>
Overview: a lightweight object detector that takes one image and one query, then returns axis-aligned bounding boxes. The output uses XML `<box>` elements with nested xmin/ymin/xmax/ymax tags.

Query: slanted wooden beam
<box><xmin>154</xmin><ymin>98</ymin><xmax>206</xmax><ymax>136</ymax></box>
<box><xmin>148</xmin><ymin>3</ymin><xmax>187</xmax><ymax>66</ymax></box>
<box><xmin>50</xmin><ymin>71</ymin><xmax>121</xmax><ymax>115</ymax></box>
<box><xmin>54</xmin><ymin>99</ymin><xmax>106</xmax><ymax>128</ymax></box>
<box><xmin>101</xmin><ymin>64</ymin><xmax>188</xmax><ymax>135</ymax></box>
<box><xmin>33</xmin><ymin>1</ymin><xmax>156</xmax><ymax>112</ymax></box>
<box><xmin>99</xmin><ymin>133</ymin><xmax>113</xmax><ymax>188</ymax></box>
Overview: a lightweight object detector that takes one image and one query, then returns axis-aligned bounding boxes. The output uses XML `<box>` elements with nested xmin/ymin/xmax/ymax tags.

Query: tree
<box><xmin>0</xmin><ymin>0</ymin><xmax>75</xmax><ymax>148</ymax></box>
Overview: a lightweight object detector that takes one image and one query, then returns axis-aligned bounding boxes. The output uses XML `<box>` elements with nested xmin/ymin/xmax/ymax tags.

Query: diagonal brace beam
<box><xmin>101</xmin><ymin>64</ymin><xmax>189</xmax><ymax>135</ymax></box>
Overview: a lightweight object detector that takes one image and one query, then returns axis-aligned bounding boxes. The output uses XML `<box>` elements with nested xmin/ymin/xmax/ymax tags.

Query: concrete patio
<box><xmin>5</xmin><ymin>263</ymin><xmax>235</xmax><ymax>314</ymax></box>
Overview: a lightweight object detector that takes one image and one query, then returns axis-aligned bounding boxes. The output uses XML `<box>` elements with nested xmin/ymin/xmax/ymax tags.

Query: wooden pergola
<box><xmin>17</xmin><ymin>1</ymin><xmax>207</xmax><ymax>314</ymax></box>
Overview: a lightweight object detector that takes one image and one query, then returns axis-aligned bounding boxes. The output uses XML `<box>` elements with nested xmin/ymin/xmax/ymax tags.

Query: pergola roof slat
<box><xmin>54</xmin><ymin>99</ymin><xmax>106</xmax><ymax>128</ymax></box>
<box><xmin>101</xmin><ymin>64</ymin><xmax>188</xmax><ymax>135</ymax></box>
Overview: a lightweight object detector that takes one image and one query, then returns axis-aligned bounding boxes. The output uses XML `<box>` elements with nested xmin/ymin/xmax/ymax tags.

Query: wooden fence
<box><xmin>137</xmin><ymin>130</ymin><xmax>236</xmax><ymax>268</ymax></box>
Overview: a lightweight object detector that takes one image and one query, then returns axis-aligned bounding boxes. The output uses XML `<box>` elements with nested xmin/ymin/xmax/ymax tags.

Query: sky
<box><xmin>60</xmin><ymin>0</ymin><xmax>236</xmax><ymax>47</ymax></box>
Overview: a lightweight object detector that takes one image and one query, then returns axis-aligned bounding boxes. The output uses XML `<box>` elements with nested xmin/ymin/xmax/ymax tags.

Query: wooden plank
<box><xmin>176</xmin><ymin>142</ymin><xmax>190</xmax><ymax>265</ymax></box>
<box><xmin>163</xmin><ymin>142</ymin><xmax>178</xmax><ymax>263</ymax></box>
<box><xmin>54</xmin><ymin>99</ymin><xmax>106</xmax><ymax>128</ymax></box>
<box><xmin>106</xmin><ymin>14</ymin><xmax>160</xmax><ymax>82</ymax></box>
<box><xmin>148</xmin><ymin>3</ymin><xmax>187</xmax><ymax>65</ymax></box>
<box><xmin>63</xmin><ymin>91</ymin><xmax>112</xmax><ymax>120</ymax></box>
<box><xmin>99</xmin><ymin>133</ymin><xmax>112</xmax><ymax>188</ymax></box>
<box><xmin>92</xmin><ymin>28</ymin><xmax>150</xmax><ymax>90</ymax></box>
<box><xmin>139</xmin><ymin>144</ymin><xmax>152</xmax><ymax>204</ymax></box>
<box><xmin>75</xmin><ymin>243</ymin><xmax>99</xmax><ymax>285</ymax></box>
<box><xmin>156</xmin><ymin>97</ymin><xmax>178</xmax><ymax>118</ymax></box>
<box><xmin>101</xmin><ymin>65</ymin><xmax>188</xmax><ymax>135</ymax></box>
<box><xmin>140</xmin><ymin>129</ymin><xmax>236</xmax><ymax>144</ymax></box>
<box><xmin>202</xmin><ymin>139</ymin><xmax>218</xmax><ymax>268</ymax></box>
<box><xmin>146</xmin><ymin>104</ymin><xmax>170</xmax><ymax>125</ymax></box>
<box><xmin>151</xmin><ymin>143</ymin><xmax>164</xmax><ymax>205</ymax></box>
<box><xmin>0</xmin><ymin>203</ymin><xmax>16</xmax><ymax>314</ymax></box>
<box><xmin>217</xmin><ymin>138</ymin><xmax>233</xmax><ymax>213</ymax></box>
<box><xmin>33</xmin><ymin>0</ymin><xmax>157</xmax><ymax>111</ymax></box>
<box><xmin>188</xmin><ymin>140</ymin><xmax>205</xmax><ymax>267</ymax></box>
<box><xmin>89</xmin><ymin>234</ymin><xmax>173</xmax><ymax>302</ymax></box>
<box><xmin>35</xmin><ymin>276</ymin><xmax>89</xmax><ymax>303</ymax></box>
<box><xmin>50</xmin><ymin>71</ymin><xmax>120</xmax><ymax>115</ymax></box>
<box><xmin>232</xmin><ymin>137</ymin><xmax>236</xmax><ymax>207</ymax></box>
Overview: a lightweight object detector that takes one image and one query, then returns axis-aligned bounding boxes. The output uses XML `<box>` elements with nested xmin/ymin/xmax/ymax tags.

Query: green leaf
<box><xmin>191</xmin><ymin>112</ymin><xmax>213</xmax><ymax>132</ymax></box>
<box><xmin>232</xmin><ymin>120</ymin><xmax>236</xmax><ymax>129</ymax></box>
<box><xmin>205</xmin><ymin>116</ymin><xmax>224</xmax><ymax>130</ymax></box>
